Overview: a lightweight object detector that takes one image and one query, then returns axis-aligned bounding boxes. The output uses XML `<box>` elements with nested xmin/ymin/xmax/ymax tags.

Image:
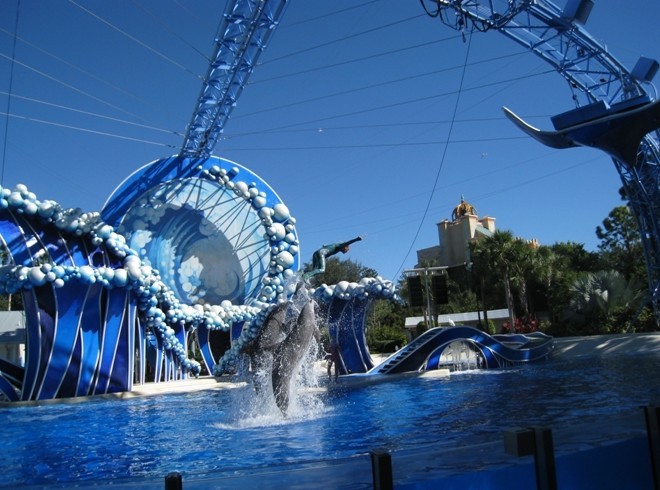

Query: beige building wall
<box><xmin>415</xmin><ymin>197</ymin><xmax>496</xmax><ymax>268</ymax></box>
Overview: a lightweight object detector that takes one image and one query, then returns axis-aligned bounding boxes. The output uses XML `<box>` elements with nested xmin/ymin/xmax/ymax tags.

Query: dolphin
<box><xmin>245</xmin><ymin>302</ymin><xmax>288</xmax><ymax>395</ymax></box>
<box><xmin>271</xmin><ymin>300</ymin><xmax>320</xmax><ymax>414</ymax></box>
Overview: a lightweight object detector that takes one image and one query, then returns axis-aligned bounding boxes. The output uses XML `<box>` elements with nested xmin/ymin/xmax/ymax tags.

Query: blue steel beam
<box><xmin>180</xmin><ymin>0</ymin><xmax>289</xmax><ymax>158</ymax></box>
<box><xmin>425</xmin><ymin>0</ymin><xmax>650</xmax><ymax>105</ymax></box>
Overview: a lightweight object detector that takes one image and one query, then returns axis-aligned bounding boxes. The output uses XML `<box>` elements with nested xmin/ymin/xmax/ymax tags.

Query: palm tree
<box><xmin>471</xmin><ymin>230</ymin><xmax>517</xmax><ymax>327</ymax></box>
<box><xmin>566</xmin><ymin>270</ymin><xmax>645</xmax><ymax>333</ymax></box>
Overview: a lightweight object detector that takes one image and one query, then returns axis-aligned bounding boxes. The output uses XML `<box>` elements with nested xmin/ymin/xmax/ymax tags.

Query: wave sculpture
<box><xmin>0</xmin><ymin>175</ymin><xmax>399</xmax><ymax>403</ymax></box>
<box><xmin>0</xmin><ymin>1</ymin><xmax>403</xmax><ymax>404</ymax></box>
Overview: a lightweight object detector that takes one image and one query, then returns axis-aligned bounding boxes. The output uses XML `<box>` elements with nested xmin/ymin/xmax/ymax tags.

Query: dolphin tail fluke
<box><xmin>502</xmin><ymin>106</ymin><xmax>577</xmax><ymax>150</ymax></box>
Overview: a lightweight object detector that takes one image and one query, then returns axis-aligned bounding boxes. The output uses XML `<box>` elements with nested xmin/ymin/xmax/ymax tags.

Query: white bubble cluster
<box><xmin>0</xmin><ymin>182</ymin><xmax>402</xmax><ymax>381</ymax></box>
<box><xmin>0</xmin><ymin>183</ymin><xmax>271</xmax><ymax>376</ymax></box>
<box><xmin>200</xmin><ymin>164</ymin><xmax>300</xmax><ymax>304</ymax></box>
<box><xmin>310</xmin><ymin>276</ymin><xmax>400</xmax><ymax>302</ymax></box>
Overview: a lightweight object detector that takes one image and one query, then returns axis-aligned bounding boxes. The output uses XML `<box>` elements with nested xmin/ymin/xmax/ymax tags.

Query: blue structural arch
<box><xmin>0</xmin><ymin>1</ymin><xmax>298</xmax><ymax>401</ymax></box>
<box><xmin>424</xmin><ymin>0</ymin><xmax>660</xmax><ymax>321</ymax></box>
<box><xmin>101</xmin><ymin>154</ymin><xmax>300</xmax><ymax>376</ymax></box>
<box><xmin>180</xmin><ymin>0</ymin><xmax>289</xmax><ymax>158</ymax></box>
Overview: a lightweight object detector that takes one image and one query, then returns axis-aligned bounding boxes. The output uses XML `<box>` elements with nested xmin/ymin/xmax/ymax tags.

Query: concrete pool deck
<box><xmin>3</xmin><ymin>331</ymin><xmax>658</xmax><ymax>406</ymax></box>
<box><xmin>551</xmin><ymin>331</ymin><xmax>660</xmax><ymax>358</ymax></box>
<box><xmin>126</xmin><ymin>331</ymin><xmax>660</xmax><ymax>398</ymax></box>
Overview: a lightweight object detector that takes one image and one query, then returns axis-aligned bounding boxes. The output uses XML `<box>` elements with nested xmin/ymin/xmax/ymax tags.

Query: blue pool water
<box><xmin>2</xmin><ymin>354</ymin><xmax>660</xmax><ymax>488</ymax></box>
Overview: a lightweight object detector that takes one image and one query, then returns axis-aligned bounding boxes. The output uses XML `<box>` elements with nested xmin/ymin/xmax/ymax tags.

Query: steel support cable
<box><xmin>224</xmin><ymin>68</ymin><xmax>554</xmax><ymax>139</ymax></box>
<box><xmin>219</xmin><ymin>135</ymin><xmax>528</xmax><ymax>152</ymax></box>
<box><xmin>305</xmin><ymin>156</ymin><xmax>596</xmax><ymax>238</ymax></box>
<box><xmin>281</xmin><ymin>0</ymin><xmax>381</xmax><ymax>29</ymax></box>
<box><xmin>0</xmin><ymin>110</ymin><xmax>176</xmax><ymax>148</ymax></box>
<box><xmin>0</xmin><ymin>26</ymin><xmax>166</xmax><ymax>126</ymax></box>
<box><xmin>128</xmin><ymin>0</ymin><xmax>212</xmax><ymax>63</ymax></box>
<box><xmin>251</xmin><ymin>35</ymin><xmax>462</xmax><ymax>85</ymax></box>
<box><xmin>243</xmin><ymin>49</ymin><xmax>527</xmax><ymax>121</ymax></box>
<box><xmin>394</xmin><ymin>32</ymin><xmax>473</xmax><ymax>278</ymax></box>
<box><xmin>0</xmin><ymin>91</ymin><xmax>183</xmax><ymax>137</ymax></box>
<box><xmin>1</xmin><ymin>0</ymin><xmax>20</xmax><ymax>186</ymax></box>
<box><xmin>67</xmin><ymin>0</ymin><xmax>203</xmax><ymax>81</ymax></box>
<box><xmin>0</xmin><ymin>52</ymin><xmax>154</xmax><ymax>125</ymax></box>
<box><xmin>260</xmin><ymin>14</ymin><xmax>426</xmax><ymax>66</ymax></box>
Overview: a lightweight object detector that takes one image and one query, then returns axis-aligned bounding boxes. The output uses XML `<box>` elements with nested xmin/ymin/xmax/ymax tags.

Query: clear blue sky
<box><xmin>1</xmin><ymin>0</ymin><xmax>658</xmax><ymax>282</ymax></box>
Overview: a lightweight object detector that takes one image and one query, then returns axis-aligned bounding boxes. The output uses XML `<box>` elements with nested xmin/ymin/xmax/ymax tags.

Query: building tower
<box><xmin>416</xmin><ymin>196</ymin><xmax>496</xmax><ymax>268</ymax></box>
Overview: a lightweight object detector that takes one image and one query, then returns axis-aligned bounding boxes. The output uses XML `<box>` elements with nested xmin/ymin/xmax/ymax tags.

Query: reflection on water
<box><xmin>2</xmin><ymin>355</ymin><xmax>659</xmax><ymax>486</ymax></box>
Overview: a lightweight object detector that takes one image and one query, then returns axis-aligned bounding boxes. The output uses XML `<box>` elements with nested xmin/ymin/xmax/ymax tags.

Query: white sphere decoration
<box><xmin>24</xmin><ymin>202</ymin><xmax>38</xmax><ymax>215</ymax></box>
<box><xmin>79</xmin><ymin>265</ymin><xmax>95</xmax><ymax>283</ymax></box>
<box><xmin>272</xmin><ymin>203</ymin><xmax>289</xmax><ymax>222</ymax></box>
<box><xmin>258</xmin><ymin>207</ymin><xmax>274</xmax><ymax>219</ymax></box>
<box><xmin>269</xmin><ymin>223</ymin><xmax>286</xmax><ymax>240</ymax></box>
<box><xmin>275</xmin><ymin>250</ymin><xmax>294</xmax><ymax>268</ymax></box>
<box><xmin>8</xmin><ymin>192</ymin><xmax>23</xmax><ymax>207</ymax></box>
<box><xmin>234</xmin><ymin>181</ymin><xmax>248</xmax><ymax>197</ymax></box>
<box><xmin>113</xmin><ymin>269</ymin><xmax>128</xmax><ymax>287</ymax></box>
<box><xmin>28</xmin><ymin>267</ymin><xmax>47</xmax><ymax>286</ymax></box>
<box><xmin>253</xmin><ymin>195</ymin><xmax>267</xmax><ymax>208</ymax></box>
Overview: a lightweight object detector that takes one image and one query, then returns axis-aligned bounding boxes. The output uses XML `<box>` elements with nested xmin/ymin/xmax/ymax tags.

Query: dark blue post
<box><xmin>370</xmin><ymin>449</ymin><xmax>393</xmax><ymax>490</ymax></box>
<box><xmin>644</xmin><ymin>405</ymin><xmax>660</xmax><ymax>489</ymax></box>
<box><xmin>504</xmin><ymin>427</ymin><xmax>557</xmax><ymax>490</ymax></box>
<box><xmin>165</xmin><ymin>471</ymin><xmax>182</xmax><ymax>490</ymax></box>
<box><xmin>532</xmin><ymin>427</ymin><xmax>557</xmax><ymax>490</ymax></box>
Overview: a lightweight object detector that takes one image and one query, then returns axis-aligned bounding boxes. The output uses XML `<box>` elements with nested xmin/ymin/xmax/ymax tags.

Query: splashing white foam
<box><xmin>214</xmin><ymin>335</ymin><xmax>327</xmax><ymax>430</ymax></box>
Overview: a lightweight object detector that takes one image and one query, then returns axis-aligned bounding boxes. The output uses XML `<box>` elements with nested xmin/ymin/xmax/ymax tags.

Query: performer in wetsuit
<box><xmin>325</xmin><ymin>338</ymin><xmax>341</xmax><ymax>382</ymax></box>
<box><xmin>303</xmin><ymin>236</ymin><xmax>362</xmax><ymax>279</ymax></box>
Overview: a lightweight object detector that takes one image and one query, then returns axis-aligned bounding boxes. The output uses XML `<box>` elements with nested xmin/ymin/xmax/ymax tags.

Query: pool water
<box><xmin>2</xmin><ymin>354</ymin><xmax>659</xmax><ymax>488</ymax></box>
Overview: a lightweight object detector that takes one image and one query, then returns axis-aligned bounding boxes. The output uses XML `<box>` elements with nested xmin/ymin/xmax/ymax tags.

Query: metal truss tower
<box><xmin>180</xmin><ymin>0</ymin><xmax>289</xmax><ymax>158</ymax></box>
<box><xmin>423</xmin><ymin>0</ymin><xmax>660</xmax><ymax>322</ymax></box>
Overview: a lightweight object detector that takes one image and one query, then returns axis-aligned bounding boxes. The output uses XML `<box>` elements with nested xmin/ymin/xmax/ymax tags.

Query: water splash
<box><xmin>218</xmin><ymin>307</ymin><xmax>327</xmax><ymax>428</ymax></box>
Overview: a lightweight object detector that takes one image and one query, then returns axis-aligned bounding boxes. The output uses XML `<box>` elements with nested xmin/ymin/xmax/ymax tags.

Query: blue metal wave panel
<box><xmin>93</xmin><ymin>290</ymin><xmax>131</xmax><ymax>394</ymax></box>
<box><xmin>324</xmin><ymin>297</ymin><xmax>374</xmax><ymax>375</ymax></box>
<box><xmin>0</xmin><ymin>206</ymin><xmax>137</xmax><ymax>401</ymax></box>
<box><xmin>76</xmin><ymin>283</ymin><xmax>104</xmax><ymax>396</ymax></box>
<box><xmin>371</xmin><ymin>326</ymin><xmax>553</xmax><ymax>375</ymax></box>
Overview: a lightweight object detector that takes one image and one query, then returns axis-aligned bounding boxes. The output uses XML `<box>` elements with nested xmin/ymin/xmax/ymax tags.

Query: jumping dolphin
<box><xmin>271</xmin><ymin>300</ymin><xmax>320</xmax><ymax>414</ymax></box>
<box><xmin>246</xmin><ymin>301</ymin><xmax>288</xmax><ymax>395</ymax></box>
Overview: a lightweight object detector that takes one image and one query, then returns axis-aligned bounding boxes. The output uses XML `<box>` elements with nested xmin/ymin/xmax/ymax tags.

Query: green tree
<box><xmin>304</xmin><ymin>257</ymin><xmax>376</xmax><ymax>288</ymax></box>
<box><xmin>596</xmin><ymin>205</ymin><xmax>645</xmax><ymax>283</ymax></box>
<box><xmin>564</xmin><ymin>270</ymin><xmax>645</xmax><ymax>334</ymax></box>
<box><xmin>531</xmin><ymin>242</ymin><xmax>599</xmax><ymax>333</ymax></box>
<box><xmin>470</xmin><ymin>230</ymin><xmax>519</xmax><ymax>327</ymax></box>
